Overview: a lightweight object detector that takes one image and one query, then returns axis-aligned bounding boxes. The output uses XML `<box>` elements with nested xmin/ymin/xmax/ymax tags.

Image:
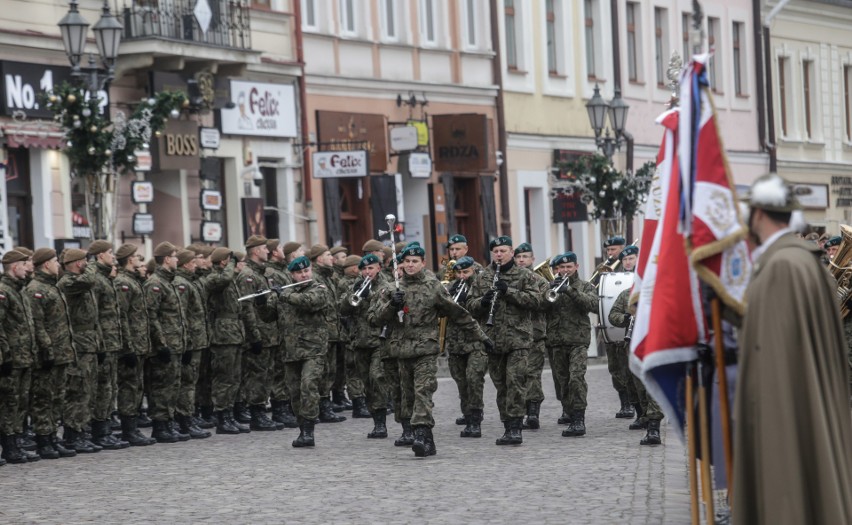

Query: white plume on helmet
<box><xmin>749</xmin><ymin>174</ymin><xmax>789</xmax><ymax>208</ymax></box>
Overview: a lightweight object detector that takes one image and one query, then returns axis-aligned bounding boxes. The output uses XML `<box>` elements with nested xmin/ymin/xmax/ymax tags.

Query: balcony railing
<box><xmin>122</xmin><ymin>0</ymin><xmax>251</xmax><ymax>50</ymax></box>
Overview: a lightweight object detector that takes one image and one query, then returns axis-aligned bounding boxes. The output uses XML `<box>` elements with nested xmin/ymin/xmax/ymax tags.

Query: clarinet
<box><xmin>485</xmin><ymin>264</ymin><xmax>501</xmax><ymax>327</ymax></box>
<box><xmin>624</xmin><ymin>314</ymin><xmax>636</xmax><ymax>343</ymax></box>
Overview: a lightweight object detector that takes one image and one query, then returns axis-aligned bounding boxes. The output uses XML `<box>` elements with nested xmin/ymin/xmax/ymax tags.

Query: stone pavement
<box><xmin>0</xmin><ymin>364</ymin><xmax>692</xmax><ymax>524</ymax></box>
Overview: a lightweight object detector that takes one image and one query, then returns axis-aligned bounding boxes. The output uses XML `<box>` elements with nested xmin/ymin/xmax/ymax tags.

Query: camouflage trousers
<box><xmin>117</xmin><ymin>355</ymin><xmax>145</xmax><ymax>417</ymax></box>
<box><xmin>845</xmin><ymin>318</ymin><xmax>852</xmax><ymax>394</ymax></box>
<box><xmin>367</xmin><ymin>350</ymin><xmax>389</xmax><ymax>413</ymax></box>
<box><xmin>447</xmin><ymin>349</ymin><xmax>488</xmax><ymax>415</ymax></box>
<box><xmin>240</xmin><ymin>346</ymin><xmax>271</xmax><ymax>406</ymax></box>
<box><xmin>633</xmin><ymin>373</ymin><xmax>663</xmax><ymax>421</ymax></box>
<box><xmin>551</xmin><ymin>344</ymin><xmax>589</xmax><ymax>412</ymax></box>
<box><xmin>320</xmin><ymin>342</ymin><xmax>339</xmax><ymax>399</ymax></box>
<box><xmin>176</xmin><ymin>350</ymin><xmax>201</xmax><ymax>417</ymax></box>
<box><xmin>546</xmin><ymin>345</ymin><xmax>562</xmax><ymax>401</ymax></box>
<box><xmin>195</xmin><ymin>347</ymin><xmax>213</xmax><ymax>410</ymax></box>
<box><xmin>210</xmin><ymin>345</ymin><xmax>241</xmax><ymax>411</ymax></box>
<box><xmin>398</xmin><ymin>354</ymin><xmax>439</xmax><ymax>428</ymax></box>
<box><xmin>30</xmin><ymin>364</ymin><xmax>67</xmax><ymax>435</ymax></box>
<box><xmin>488</xmin><ymin>349</ymin><xmax>528</xmax><ymax>421</ymax></box>
<box><xmin>268</xmin><ymin>344</ymin><xmax>291</xmax><ymax>403</ymax></box>
<box><xmin>334</xmin><ymin>341</ymin><xmax>347</xmax><ymax>393</ymax></box>
<box><xmin>146</xmin><ymin>355</ymin><xmax>181</xmax><ymax>422</ymax></box>
<box><xmin>609</xmin><ymin>342</ymin><xmax>638</xmax><ymax>404</ymax></box>
<box><xmin>284</xmin><ymin>356</ymin><xmax>324</xmax><ymax>422</ymax></box>
<box><xmin>92</xmin><ymin>353</ymin><xmax>118</xmax><ymax>421</ymax></box>
<box><xmin>525</xmin><ymin>339</ymin><xmax>547</xmax><ymax>403</ymax></box>
<box><xmin>350</xmin><ymin>347</ymin><xmax>383</xmax><ymax>410</ymax></box>
<box><xmin>382</xmin><ymin>356</ymin><xmax>402</xmax><ymax>423</ymax></box>
<box><xmin>0</xmin><ymin>368</ymin><xmax>30</xmax><ymax>435</ymax></box>
<box><xmin>64</xmin><ymin>353</ymin><xmax>97</xmax><ymax>431</ymax></box>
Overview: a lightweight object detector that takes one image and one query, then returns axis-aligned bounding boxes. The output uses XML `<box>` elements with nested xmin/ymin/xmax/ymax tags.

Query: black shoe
<box><xmin>216</xmin><ymin>410</ymin><xmax>241</xmax><ymax>435</ymax></box>
<box><xmin>508</xmin><ymin>418</ymin><xmax>523</xmax><ymax>444</ymax></box>
<box><xmin>35</xmin><ymin>434</ymin><xmax>60</xmax><ymax>460</ymax></box>
<box><xmin>563</xmin><ymin>410</ymin><xmax>586</xmax><ymax>437</ymax></box>
<box><xmin>271</xmin><ymin>400</ymin><xmax>299</xmax><ymax>428</ymax></box>
<box><xmin>640</xmin><ymin>420</ymin><xmax>662</xmax><ymax>445</ymax></box>
<box><xmin>629</xmin><ymin>402</ymin><xmax>648</xmax><ymax>430</ymax></box>
<box><xmin>411</xmin><ymin>426</ymin><xmax>436</xmax><ymax>457</ymax></box>
<box><xmin>292</xmin><ymin>421</ymin><xmax>315</xmax><ymax>448</ymax></box>
<box><xmin>167</xmin><ymin>420</ymin><xmax>191</xmax><ymax>441</ymax></box>
<box><xmin>523</xmin><ymin>401</ymin><xmax>540</xmax><ymax>430</ymax></box>
<box><xmin>1</xmin><ymin>433</ymin><xmax>30</xmax><ymax>464</ymax></box>
<box><xmin>16</xmin><ymin>434</ymin><xmax>37</xmax><ymax>452</ymax></box>
<box><xmin>495</xmin><ymin>421</ymin><xmax>512</xmax><ymax>446</ymax></box>
<box><xmin>51</xmin><ymin>433</ymin><xmax>78</xmax><ymax>457</ymax></box>
<box><xmin>455</xmin><ymin>415</ymin><xmax>466</xmax><ymax>425</ymax></box>
<box><xmin>90</xmin><ymin>420</ymin><xmax>125</xmax><ymax>450</ymax></box>
<box><xmin>351</xmin><ymin>397</ymin><xmax>371</xmax><ymax>419</ymax></box>
<box><xmin>367</xmin><ymin>409</ymin><xmax>388</xmax><ymax>439</ymax></box>
<box><xmin>178</xmin><ymin>415</ymin><xmax>212</xmax><ymax>439</ymax></box>
<box><xmin>615</xmin><ymin>392</ymin><xmax>635</xmax><ymax>418</ymax></box>
<box><xmin>227</xmin><ymin>412</ymin><xmax>251</xmax><ymax>433</ymax></box>
<box><xmin>136</xmin><ymin>410</ymin><xmax>153</xmax><ymax>428</ymax></box>
<box><xmin>198</xmin><ymin>406</ymin><xmax>217</xmax><ymax>429</ymax></box>
<box><xmin>63</xmin><ymin>428</ymin><xmax>98</xmax><ymax>454</ymax></box>
<box><xmin>151</xmin><ymin>420</ymin><xmax>179</xmax><ymax>443</ymax></box>
<box><xmin>394</xmin><ymin>419</ymin><xmax>414</xmax><ymax>446</ymax></box>
<box><xmin>250</xmin><ymin>405</ymin><xmax>279</xmax><ymax>431</ymax></box>
<box><xmin>110</xmin><ymin>412</ymin><xmax>122</xmax><ymax>431</ymax></box>
<box><xmin>233</xmin><ymin>402</ymin><xmax>252</xmax><ymax>424</ymax></box>
<box><xmin>191</xmin><ymin>414</ymin><xmax>213</xmax><ymax>430</ymax></box>
<box><xmin>558</xmin><ymin>412</ymin><xmax>572</xmax><ymax>425</ymax></box>
<box><xmin>461</xmin><ymin>409</ymin><xmax>482</xmax><ymax>438</ymax></box>
<box><xmin>318</xmin><ymin>398</ymin><xmax>346</xmax><ymax>423</ymax></box>
<box><xmin>332</xmin><ymin>390</ymin><xmax>353</xmax><ymax>412</ymax></box>
<box><xmin>120</xmin><ymin>416</ymin><xmax>157</xmax><ymax>447</ymax></box>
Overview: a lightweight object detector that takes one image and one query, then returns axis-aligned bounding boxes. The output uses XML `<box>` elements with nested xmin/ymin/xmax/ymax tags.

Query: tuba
<box><xmin>533</xmin><ymin>258</ymin><xmax>555</xmax><ymax>282</ymax></box>
<box><xmin>829</xmin><ymin>224</ymin><xmax>852</xmax><ymax>318</ymax></box>
<box><xmin>438</xmin><ymin>258</ymin><xmax>457</xmax><ymax>354</ymax></box>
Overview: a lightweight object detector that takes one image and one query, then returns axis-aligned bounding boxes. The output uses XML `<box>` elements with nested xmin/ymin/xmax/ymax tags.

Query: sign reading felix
<box><xmin>312</xmin><ymin>150</ymin><xmax>369</xmax><ymax>179</ymax></box>
<box><xmin>220</xmin><ymin>80</ymin><xmax>297</xmax><ymax>137</ymax></box>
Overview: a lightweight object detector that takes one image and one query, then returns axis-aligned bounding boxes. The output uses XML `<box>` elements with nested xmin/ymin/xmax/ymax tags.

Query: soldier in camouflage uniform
<box><xmin>265</xmin><ymin>240</ymin><xmax>298</xmax><ymax>428</ymax></box>
<box><xmin>336</xmin><ymin>255</ymin><xmax>372</xmax><ymax>419</ymax></box>
<box><xmin>235</xmin><ymin>235</ymin><xmax>280</xmax><ymax>431</ymax></box>
<box><xmin>144</xmin><ymin>242</ymin><xmax>189</xmax><ymax>444</ymax></box>
<box><xmin>278</xmin><ymin>256</ymin><xmax>332</xmax><ymax>447</ymax></box>
<box><xmin>26</xmin><ymin>248</ymin><xmax>78</xmax><ymax>459</ymax></box>
<box><xmin>308</xmin><ymin>244</ymin><xmax>347</xmax><ymax>422</ymax></box>
<box><xmin>173</xmin><ymin>250</ymin><xmax>213</xmax><ymax>439</ymax></box>
<box><xmin>0</xmin><ymin>250</ymin><xmax>39</xmax><ymax>463</ymax></box>
<box><xmin>113</xmin><ymin>244</ymin><xmax>156</xmax><ymax>446</ymax></box>
<box><xmin>466</xmin><ymin>237</ymin><xmax>540</xmax><ymax>446</ymax></box>
<box><xmin>58</xmin><ymin>249</ymin><xmax>102</xmax><ymax>454</ymax></box>
<box><xmin>87</xmin><ymin>240</ymin><xmax>128</xmax><ymax>450</ymax></box>
<box><xmin>372</xmin><ymin>244</ymin><xmax>490</xmax><ymax>457</ymax></box>
<box><xmin>330</xmin><ymin>246</ymin><xmax>352</xmax><ymax>410</ymax></box>
<box><xmin>544</xmin><ymin>252</ymin><xmax>598</xmax><ymax>437</ymax></box>
<box><xmin>512</xmin><ymin>243</ymin><xmax>550</xmax><ymax>430</ymax></box>
<box><xmin>189</xmin><ymin>244</ymin><xmax>216</xmax><ymax>428</ymax></box>
<box><xmin>340</xmin><ymin>254</ymin><xmax>387</xmax><ymax>435</ymax></box>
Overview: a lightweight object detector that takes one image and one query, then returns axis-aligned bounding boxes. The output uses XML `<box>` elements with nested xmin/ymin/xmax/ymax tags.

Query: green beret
<box><xmin>245</xmin><ymin>235</ymin><xmax>268</xmax><ymax>249</ymax></box>
<box><xmin>32</xmin><ymin>248</ymin><xmax>57</xmax><ymax>266</ymax></box>
<box><xmin>400</xmin><ymin>243</ymin><xmax>425</xmax><ymax>259</ymax></box>
<box><xmin>359</xmin><ymin>254</ymin><xmax>382</xmax><ymax>269</ymax></box>
<box><xmin>550</xmin><ymin>252</ymin><xmax>577</xmax><ymax>266</ymax></box>
<box><xmin>825</xmin><ymin>236</ymin><xmax>842</xmax><ymax>248</ymax></box>
<box><xmin>489</xmin><ymin>236</ymin><xmax>512</xmax><ymax>250</ymax></box>
<box><xmin>619</xmin><ymin>245</ymin><xmax>639</xmax><ymax>259</ymax></box>
<box><xmin>454</xmin><ymin>256</ymin><xmax>475</xmax><ymax>270</ymax></box>
<box><xmin>288</xmin><ymin>255</ymin><xmax>310</xmax><ymax>272</ymax></box>
<box><xmin>514</xmin><ymin>242</ymin><xmax>533</xmax><ymax>255</ymax></box>
<box><xmin>447</xmin><ymin>234</ymin><xmax>467</xmax><ymax>247</ymax></box>
<box><xmin>604</xmin><ymin>236</ymin><xmax>626</xmax><ymax>247</ymax></box>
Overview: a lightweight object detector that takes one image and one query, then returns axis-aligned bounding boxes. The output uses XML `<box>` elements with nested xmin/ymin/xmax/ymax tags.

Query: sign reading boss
<box><xmin>312</xmin><ymin>150</ymin><xmax>369</xmax><ymax>178</ymax></box>
<box><xmin>153</xmin><ymin>119</ymin><xmax>200</xmax><ymax>171</ymax></box>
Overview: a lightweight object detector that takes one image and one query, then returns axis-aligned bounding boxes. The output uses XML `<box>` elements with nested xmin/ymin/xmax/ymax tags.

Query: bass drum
<box><xmin>598</xmin><ymin>271</ymin><xmax>635</xmax><ymax>344</ymax></box>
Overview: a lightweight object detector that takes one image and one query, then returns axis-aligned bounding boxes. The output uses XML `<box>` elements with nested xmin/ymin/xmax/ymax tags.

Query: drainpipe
<box><xmin>490</xmin><ymin>0</ymin><xmax>510</xmax><ymax>237</ymax></box>
<box><xmin>293</xmin><ymin>0</ymin><xmax>313</xmax><ymax>216</ymax></box>
<box><xmin>761</xmin><ymin>0</ymin><xmax>792</xmax><ymax>174</ymax></box>
<box><xmin>752</xmin><ymin>0</ymin><xmax>768</xmax><ymax>170</ymax></box>
<box><xmin>610</xmin><ymin>0</ymin><xmax>634</xmax><ymax>239</ymax></box>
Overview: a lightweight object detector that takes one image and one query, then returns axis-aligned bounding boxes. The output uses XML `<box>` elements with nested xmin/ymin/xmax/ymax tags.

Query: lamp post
<box><xmin>58</xmin><ymin>0</ymin><xmax>122</xmax><ymax>94</ymax></box>
<box><xmin>586</xmin><ymin>84</ymin><xmax>630</xmax><ymax>160</ymax></box>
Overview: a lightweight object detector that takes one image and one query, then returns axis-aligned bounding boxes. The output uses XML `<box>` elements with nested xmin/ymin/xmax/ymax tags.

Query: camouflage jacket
<box><xmin>26</xmin><ymin>271</ymin><xmax>75</xmax><ymax>366</ymax></box>
<box><xmin>206</xmin><ymin>260</ymin><xmax>253</xmax><ymax>346</ymax></box>
<box><xmin>0</xmin><ymin>274</ymin><xmax>36</xmax><ymax>368</ymax></box>
<box><xmin>444</xmin><ymin>277</ymin><xmax>483</xmax><ymax>355</ymax></box>
<box><xmin>609</xmin><ymin>288</ymin><xmax>631</xmax><ymax>329</ymax></box>
<box><xmin>237</xmin><ymin>259</ymin><xmax>277</xmax><ymax>348</ymax></box>
<box><xmin>544</xmin><ymin>275</ymin><xmax>597</xmax><ymax>347</ymax></box>
<box><xmin>114</xmin><ymin>268</ymin><xmax>151</xmax><ymax>357</ymax></box>
<box><xmin>58</xmin><ymin>263</ymin><xmax>102</xmax><ymax>354</ymax></box>
<box><xmin>145</xmin><ymin>267</ymin><xmax>188</xmax><ymax>354</ymax></box>
<box><xmin>466</xmin><ymin>261</ymin><xmax>541</xmax><ymax>353</ymax></box>
<box><xmin>279</xmin><ymin>280</ymin><xmax>330</xmax><ymax>361</ymax></box>
<box><xmin>340</xmin><ymin>272</ymin><xmax>386</xmax><ymax>350</ymax></box>
<box><xmin>266</xmin><ymin>260</ymin><xmax>292</xmax><ymax>351</ymax></box>
<box><xmin>528</xmin><ymin>271</ymin><xmax>549</xmax><ymax>341</ymax></box>
<box><xmin>370</xmin><ymin>270</ymin><xmax>487</xmax><ymax>360</ymax></box>
<box><xmin>175</xmin><ymin>268</ymin><xmax>209</xmax><ymax>351</ymax></box>
<box><xmin>335</xmin><ymin>273</ymin><xmax>357</xmax><ymax>348</ymax></box>
<box><xmin>312</xmin><ymin>264</ymin><xmax>340</xmax><ymax>342</ymax></box>
<box><xmin>91</xmin><ymin>262</ymin><xmax>123</xmax><ymax>353</ymax></box>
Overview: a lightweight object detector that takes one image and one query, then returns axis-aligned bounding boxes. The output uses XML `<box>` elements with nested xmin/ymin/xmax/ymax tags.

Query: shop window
<box><xmin>626</xmin><ymin>2</ymin><xmax>642</xmax><ymax>83</ymax></box>
<box><xmin>258</xmin><ymin>164</ymin><xmax>279</xmax><ymax>240</ymax></box>
<box><xmin>5</xmin><ymin>148</ymin><xmax>33</xmax><ymax>248</ymax></box>
<box><xmin>452</xmin><ymin>176</ymin><xmax>484</xmax><ymax>260</ymax></box>
<box><xmin>654</xmin><ymin>7</ymin><xmax>669</xmax><ymax>87</ymax></box>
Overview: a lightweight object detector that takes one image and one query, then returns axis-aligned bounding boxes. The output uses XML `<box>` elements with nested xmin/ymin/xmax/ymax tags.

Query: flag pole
<box><xmin>686</xmin><ymin>363</ymin><xmax>700</xmax><ymax>525</ymax></box>
<box><xmin>697</xmin><ymin>359</ymin><xmax>715</xmax><ymax>521</ymax></box>
<box><xmin>711</xmin><ymin>298</ymin><xmax>734</xmax><ymax>504</ymax></box>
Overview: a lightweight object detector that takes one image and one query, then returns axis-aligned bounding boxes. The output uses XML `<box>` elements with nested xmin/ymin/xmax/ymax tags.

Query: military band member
<box><xmin>824</xmin><ymin>235</ymin><xmax>841</xmax><ymax>262</ymax></box>
<box><xmin>467</xmin><ymin>236</ymin><xmax>540</xmax><ymax>445</ymax></box>
<box><xmin>544</xmin><ymin>252</ymin><xmax>597</xmax><ymax>437</ymax></box>
<box><xmin>265</xmin><ymin>239</ymin><xmax>298</xmax><ymax>428</ymax></box>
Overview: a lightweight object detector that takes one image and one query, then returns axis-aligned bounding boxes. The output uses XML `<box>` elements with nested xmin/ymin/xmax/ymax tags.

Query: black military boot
<box><xmin>558</xmin><ymin>410</ymin><xmax>572</xmax><ymax>425</ymax></box>
<box><xmin>508</xmin><ymin>418</ymin><xmax>524</xmax><ymax>444</ymax></box>
<box><xmin>151</xmin><ymin>420</ymin><xmax>179</xmax><ymax>443</ymax></box>
<box><xmin>51</xmin><ymin>433</ymin><xmax>78</xmax><ymax>457</ymax></box>
<box><xmin>629</xmin><ymin>403</ymin><xmax>647</xmax><ymax>430</ymax></box>
<box><xmin>233</xmin><ymin>402</ymin><xmax>251</xmax><ymax>424</ymax></box>
<box><xmin>35</xmin><ymin>434</ymin><xmax>60</xmax><ymax>460</ymax></box>
<box><xmin>1</xmin><ymin>433</ymin><xmax>30</xmax><ymax>464</ymax></box>
<box><xmin>394</xmin><ymin>419</ymin><xmax>414</xmax><ymax>446</ymax></box>
<box><xmin>215</xmin><ymin>410</ymin><xmax>240</xmax><ymax>435</ymax></box>
<box><xmin>90</xmin><ymin>420</ymin><xmax>124</xmax><ymax>450</ymax></box>
<box><xmin>332</xmin><ymin>390</ymin><xmax>352</xmax><ymax>412</ymax></box>
<box><xmin>63</xmin><ymin>428</ymin><xmax>98</xmax><ymax>454</ymax></box>
<box><xmin>228</xmin><ymin>411</ymin><xmax>251</xmax><ymax>433</ymax></box>
<box><xmin>167</xmin><ymin>419</ymin><xmax>190</xmax><ymax>441</ymax></box>
<box><xmin>292</xmin><ymin>420</ymin><xmax>315</xmax><ymax>448</ymax></box>
<box><xmin>455</xmin><ymin>415</ymin><xmax>466</xmax><ymax>425</ymax></box>
<box><xmin>495</xmin><ymin>420</ymin><xmax>512</xmax><ymax>445</ymax></box>
<box><xmin>459</xmin><ymin>413</ymin><xmax>473</xmax><ymax>438</ymax></box>
<box><xmin>640</xmin><ymin>419</ymin><xmax>662</xmax><ymax>446</ymax></box>
<box><xmin>367</xmin><ymin>409</ymin><xmax>388</xmax><ymax>439</ymax></box>
<box><xmin>318</xmin><ymin>398</ymin><xmax>346</xmax><ymax>423</ymax></box>
<box><xmin>411</xmin><ymin>425</ymin><xmax>427</xmax><ymax>456</ymax></box>
<box><xmin>386</xmin><ymin>399</ymin><xmax>394</xmax><ymax>414</ymax></box>
<box><xmin>563</xmin><ymin>410</ymin><xmax>586</xmax><ymax>437</ymax></box>
<box><xmin>615</xmin><ymin>392</ymin><xmax>635</xmax><ymax>418</ymax></box>
<box><xmin>198</xmin><ymin>406</ymin><xmax>217</xmax><ymax>429</ymax></box>
<box><xmin>17</xmin><ymin>433</ymin><xmax>36</xmax><ymax>452</ymax></box>
<box><xmin>467</xmin><ymin>409</ymin><xmax>483</xmax><ymax>438</ymax></box>
<box><xmin>523</xmin><ymin>401</ymin><xmax>541</xmax><ymax>430</ymax></box>
<box><xmin>271</xmin><ymin>401</ymin><xmax>299</xmax><ymax>428</ymax></box>
<box><xmin>110</xmin><ymin>412</ymin><xmax>122</xmax><ymax>431</ymax></box>
<box><xmin>178</xmin><ymin>414</ymin><xmax>211</xmax><ymax>439</ymax></box>
<box><xmin>351</xmin><ymin>397</ymin><xmax>371</xmax><ymax>419</ymax></box>
<box><xmin>250</xmin><ymin>405</ymin><xmax>279</xmax><ymax>431</ymax></box>
<box><xmin>424</xmin><ymin>426</ymin><xmax>437</xmax><ymax>456</ymax></box>
<box><xmin>120</xmin><ymin>416</ymin><xmax>155</xmax><ymax>446</ymax></box>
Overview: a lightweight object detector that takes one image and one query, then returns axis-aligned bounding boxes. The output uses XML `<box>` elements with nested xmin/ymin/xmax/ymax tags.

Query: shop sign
<box><xmin>829</xmin><ymin>177</ymin><xmax>852</xmax><ymax>208</ymax></box>
<box><xmin>200</xmin><ymin>189</ymin><xmax>222</xmax><ymax>210</ymax></box>
<box><xmin>432</xmin><ymin>114</ymin><xmax>490</xmax><ymax>172</ymax></box>
<box><xmin>151</xmin><ymin>119</ymin><xmax>200</xmax><ymax>171</ymax></box>
<box><xmin>390</xmin><ymin>126</ymin><xmax>418</xmax><ymax>152</ymax></box>
<box><xmin>199</xmin><ymin>127</ymin><xmax>220</xmax><ymax>149</ymax></box>
<box><xmin>317</xmin><ymin>111</ymin><xmax>387</xmax><ymax>172</ymax></box>
<box><xmin>131</xmin><ymin>181</ymin><xmax>154</xmax><ymax>204</ymax></box>
<box><xmin>552</xmin><ymin>192</ymin><xmax>589</xmax><ymax>223</ymax></box>
<box><xmin>132</xmin><ymin>213</ymin><xmax>155</xmax><ymax>235</ymax></box>
<box><xmin>0</xmin><ymin>61</ymin><xmax>108</xmax><ymax>118</ymax></box>
<box><xmin>399</xmin><ymin>152</ymin><xmax>432</xmax><ymax>179</ymax></box>
<box><xmin>407</xmin><ymin>119</ymin><xmax>429</xmax><ymax>146</ymax></box>
<box><xmin>312</xmin><ymin>150</ymin><xmax>368</xmax><ymax>178</ymax></box>
<box><xmin>219</xmin><ymin>80</ymin><xmax>297</xmax><ymax>137</ymax></box>
<box><xmin>201</xmin><ymin>221</ymin><xmax>223</xmax><ymax>243</ymax></box>
<box><xmin>134</xmin><ymin>150</ymin><xmax>152</xmax><ymax>172</ymax></box>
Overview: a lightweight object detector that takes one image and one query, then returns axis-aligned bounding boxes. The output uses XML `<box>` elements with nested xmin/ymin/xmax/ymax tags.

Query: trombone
<box><xmin>349</xmin><ymin>276</ymin><xmax>372</xmax><ymax>307</ymax></box>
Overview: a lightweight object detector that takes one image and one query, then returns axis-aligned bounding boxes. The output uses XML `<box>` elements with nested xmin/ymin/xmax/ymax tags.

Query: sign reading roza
<box><xmin>219</xmin><ymin>80</ymin><xmax>297</xmax><ymax>137</ymax></box>
<box><xmin>312</xmin><ymin>150</ymin><xmax>369</xmax><ymax>179</ymax></box>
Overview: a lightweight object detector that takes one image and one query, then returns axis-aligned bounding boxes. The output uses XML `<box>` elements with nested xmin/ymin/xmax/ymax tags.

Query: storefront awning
<box><xmin>1</xmin><ymin>121</ymin><xmax>65</xmax><ymax>150</ymax></box>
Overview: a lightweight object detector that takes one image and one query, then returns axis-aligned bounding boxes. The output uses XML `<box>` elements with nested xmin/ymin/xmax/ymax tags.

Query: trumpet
<box><xmin>486</xmin><ymin>264</ymin><xmax>501</xmax><ymax>327</ymax></box>
<box><xmin>546</xmin><ymin>273</ymin><xmax>572</xmax><ymax>302</ymax></box>
<box><xmin>237</xmin><ymin>280</ymin><xmax>312</xmax><ymax>302</ymax></box>
<box><xmin>349</xmin><ymin>276</ymin><xmax>372</xmax><ymax>307</ymax></box>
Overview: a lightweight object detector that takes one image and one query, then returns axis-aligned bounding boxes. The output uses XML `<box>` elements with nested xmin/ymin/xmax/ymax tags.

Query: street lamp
<box><xmin>586</xmin><ymin>84</ymin><xmax>630</xmax><ymax>159</ymax></box>
<box><xmin>58</xmin><ymin>0</ymin><xmax>122</xmax><ymax>93</ymax></box>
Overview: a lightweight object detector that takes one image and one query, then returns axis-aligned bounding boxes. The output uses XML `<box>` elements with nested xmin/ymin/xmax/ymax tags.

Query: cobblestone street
<box><xmin>0</xmin><ymin>365</ymin><xmax>691</xmax><ymax>524</ymax></box>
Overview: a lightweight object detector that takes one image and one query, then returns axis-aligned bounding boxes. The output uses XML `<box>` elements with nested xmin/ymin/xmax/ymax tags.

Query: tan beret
<box><xmin>245</xmin><ymin>235</ymin><xmax>267</xmax><ymax>249</ymax></box>
<box><xmin>210</xmin><ymin>247</ymin><xmax>233</xmax><ymax>264</ymax></box>
<box><xmin>63</xmin><ymin>248</ymin><xmax>87</xmax><ymax>265</ymax></box>
<box><xmin>13</xmin><ymin>246</ymin><xmax>33</xmax><ymax>257</ymax></box>
<box><xmin>362</xmin><ymin>239</ymin><xmax>384</xmax><ymax>253</ymax></box>
<box><xmin>88</xmin><ymin>240</ymin><xmax>113</xmax><ymax>256</ymax></box>
<box><xmin>2</xmin><ymin>250</ymin><xmax>28</xmax><ymax>265</ymax></box>
<box><xmin>283</xmin><ymin>242</ymin><xmax>302</xmax><ymax>257</ymax></box>
<box><xmin>330</xmin><ymin>246</ymin><xmax>347</xmax><ymax>256</ymax></box>
<box><xmin>145</xmin><ymin>258</ymin><xmax>156</xmax><ymax>274</ymax></box>
<box><xmin>115</xmin><ymin>243</ymin><xmax>138</xmax><ymax>261</ymax></box>
<box><xmin>308</xmin><ymin>244</ymin><xmax>329</xmax><ymax>260</ymax></box>
<box><xmin>177</xmin><ymin>250</ymin><xmax>195</xmax><ymax>266</ymax></box>
<box><xmin>193</xmin><ymin>245</ymin><xmax>214</xmax><ymax>257</ymax></box>
<box><xmin>266</xmin><ymin>238</ymin><xmax>280</xmax><ymax>252</ymax></box>
<box><xmin>342</xmin><ymin>254</ymin><xmax>361</xmax><ymax>268</ymax></box>
<box><xmin>234</xmin><ymin>251</ymin><xmax>246</xmax><ymax>262</ymax></box>
<box><xmin>382</xmin><ymin>246</ymin><xmax>392</xmax><ymax>260</ymax></box>
<box><xmin>32</xmin><ymin>248</ymin><xmax>57</xmax><ymax>266</ymax></box>
<box><xmin>153</xmin><ymin>242</ymin><xmax>177</xmax><ymax>257</ymax></box>
<box><xmin>394</xmin><ymin>242</ymin><xmax>406</xmax><ymax>253</ymax></box>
